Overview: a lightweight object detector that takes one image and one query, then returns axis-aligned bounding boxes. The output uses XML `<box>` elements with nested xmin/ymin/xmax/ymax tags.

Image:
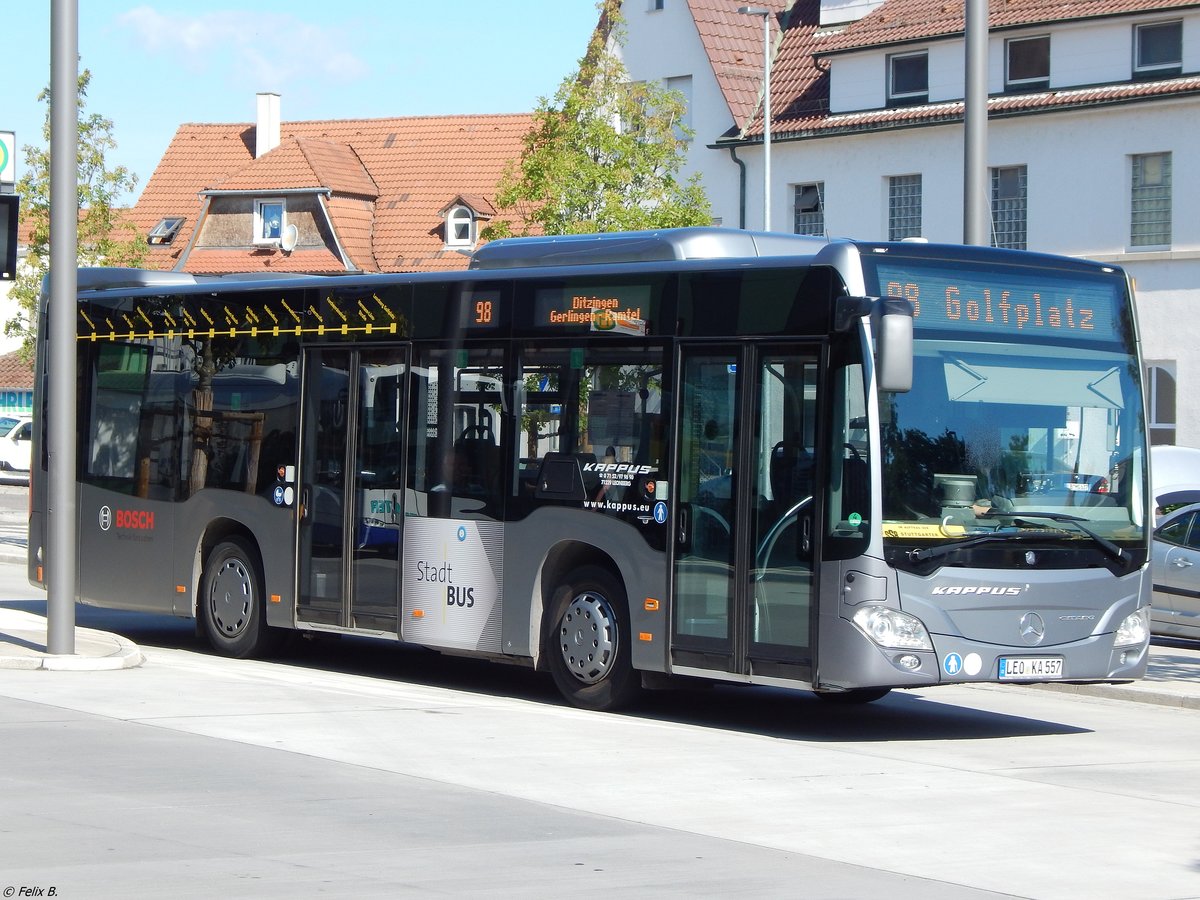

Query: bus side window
<box><xmin>516</xmin><ymin>345</ymin><xmax>665</xmax><ymax>518</ymax></box>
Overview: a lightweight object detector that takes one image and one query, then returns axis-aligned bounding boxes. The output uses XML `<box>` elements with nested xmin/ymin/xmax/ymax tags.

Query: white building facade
<box><xmin>617</xmin><ymin>0</ymin><xmax>1200</xmax><ymax>446</ymax></box>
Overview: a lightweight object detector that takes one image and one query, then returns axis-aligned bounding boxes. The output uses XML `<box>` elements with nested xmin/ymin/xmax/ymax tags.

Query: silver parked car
<box><xmin>1151</xmin><ymin>502</ymin><xmax>1200</xmax><ymax>639</ymax></box>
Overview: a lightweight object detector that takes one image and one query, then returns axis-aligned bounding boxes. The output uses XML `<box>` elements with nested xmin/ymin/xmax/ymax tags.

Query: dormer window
<box><xmin>254</xmin><ymin>198</ymin><xmax>285</xmax><ymax>245</ymax></box>
<box><xmin>445</xmin><ymin>205</ymin><xmax>475</xmax><ymax>248</ymax></box>
<box><xmin>1006</xmin><ymin>36</ymin><xmax>1050</xmax><ymax>92</ymax></box>
<box><xmin>888</xmin><ymin>51</ymin><xmax>928</xmax><ymax>107</ymax></box>
<box><xmin>1135</xmin><ymin>20</ymin><xmax>1182</xmax><ymax>79</ymax></box>
<box><xmin>147</xmin><ymin>217</ymin><xmax>185</xmax><ymax>245</ymax></box>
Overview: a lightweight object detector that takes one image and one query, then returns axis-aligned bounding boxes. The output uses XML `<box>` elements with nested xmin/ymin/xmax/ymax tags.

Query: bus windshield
<box><xmin>869</xmin><ymin>252</ymin><xmax>1147</xmax><ymax>552</ymax></box>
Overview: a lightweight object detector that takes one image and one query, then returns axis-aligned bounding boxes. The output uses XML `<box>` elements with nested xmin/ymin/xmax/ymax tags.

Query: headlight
<box><xmin>852</xmin><ymin>606</ymin><xmax>933</xmax><ymax>651</ymax></box>
<box><xmin>1113</xmin><ymin>608</ymin><xmax>1149</xmax><ymax>648</ymax></box>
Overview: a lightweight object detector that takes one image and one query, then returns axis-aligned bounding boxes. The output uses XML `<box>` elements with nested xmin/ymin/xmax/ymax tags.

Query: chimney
<box><xmin>255</xmin><ymin>92</ymin><xmax>281</xmax><ymax>158</ymax></box>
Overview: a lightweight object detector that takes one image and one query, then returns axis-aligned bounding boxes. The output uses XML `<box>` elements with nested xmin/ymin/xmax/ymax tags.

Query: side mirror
<box><xmin>876</xmin><ymin>297</ymin><xmax>913</xmax><ymax>393</ymax></box>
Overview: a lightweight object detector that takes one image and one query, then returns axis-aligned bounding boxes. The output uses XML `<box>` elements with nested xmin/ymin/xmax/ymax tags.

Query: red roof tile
<box><xmin>686</xmin><ymin>0</ymin><xmax>791</xmax><ymax>131</ymax></box>
<box><xmin>129</xmin><ymin>112</ymin><xmax>534</xmax><ymax>274</ymax></box>
<box><xmin>182</xmin><ymin>247</ymin><xmax>348</xmax><ymax>275</ymax></box>
<box><xmin>0</xmin><ymin>351</ymin><xmax>33</xmax><ymax>389</ymax></box>
<box><xmin>735</xmin><ymin>0</ymin><xmax>1200</xmax><ymax>138</ymax></box>
<box><xmin>820</xmin><ymin>0</ymin><xmax>1200</xmax><ymax>54</ymax></box>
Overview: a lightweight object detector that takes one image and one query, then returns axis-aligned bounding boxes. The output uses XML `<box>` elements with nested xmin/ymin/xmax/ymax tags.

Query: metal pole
<box><xmin>739</xmin><ymin>6</ymin><xmax>772</xmax><ymax>231</ymax></box>
<box><xmin>47</xmin><ymin>0</ymin><xmax>78</xmax><ymax>655</ymax></box>
<box><xmin>963</xmin><ymin>0</ymin><xmax>989</xmax><ymax>245</ymax></box>
<box><xmin>762</xmin><ymin>13</ymin><xmax>771</xmax><ymax>232</ymax></box>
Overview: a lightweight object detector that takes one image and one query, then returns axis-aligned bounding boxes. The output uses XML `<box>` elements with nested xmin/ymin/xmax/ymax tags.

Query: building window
<box><xmin>650</xmin><ymin>0</ymin><xmax>665</xmax><ymax>9</ymax></box>
<box><xmin>1131</xmin><ymin>152</ymin><xmax>1172</xmax><ymax>247</ymax></box>
<box><xmin>990</xmin><ymin>166</ymin><xmax>1027</xmax><ymax>250</ymax></box>
<box><xmin>147</xmin><ymin>217</ymin><xmax>185</xmax><ymax>246</ymax></box>
<box><xmin>666</xmin><ymin>75</ymin><xmax>693</xmax><ymax>139</ymax></box>
<box><xmin>888</xmin><ymin>175</ymin><xmax>922</xmax><ymax>241</ymax></box>
<box><xmin>254</xmin><ymin>199</ymin><xmax>285</xmax><ymax>245</ymax></box>
<box><xmin>1146</xmin><ymin>363</ymin><xmax>1177</xmax><ymax>446</ymax></box>
<box><xmin>1135</xmin><ymin>21</ymin><xmax>1182</xmax><ymax>78</ymax></box>
<box><xmin>445</xmin><ymin>205</ymin><xmax>475</xmax><ymax>248</ymax></box>
<box><xmin>1006</xmin><ymin>36</ymin><xmax>1050</xmax><ymax>91</ymax></box>
<box><xmin>888</xmin><ymin>52</ymin><xmax>928</xmax><ymax>106</ymax></box>
<box><xmin>794</xmin><ymin>183</ymin><xmax>825</xmax><ymax>236</ymax></box>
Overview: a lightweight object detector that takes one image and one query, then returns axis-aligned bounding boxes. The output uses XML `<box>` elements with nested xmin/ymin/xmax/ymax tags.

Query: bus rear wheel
<box><xmin>547</xmin><ymin>566</ymin><xmax>640</xmax><ymax>711</ymax></box>
<box><xmin>201</xmin><ymin>537</ymin><xmax>275</xmax><ymax>659</ymax></box>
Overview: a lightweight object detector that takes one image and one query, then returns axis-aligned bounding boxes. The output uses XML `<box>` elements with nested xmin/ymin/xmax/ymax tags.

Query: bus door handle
<box><xmin>800</xmin><ymin>515</ymin><xmax>812</xmax><ymax>555</ymax></box>
<box><xmin>677</xmin><ymin>505</ymin><xmax>690</xmax><ymax>551</ymax></box>
<box><xmin>300</xmin><ymin>486</ymin><xmax>311</xmax><ymax>521</ymax></box>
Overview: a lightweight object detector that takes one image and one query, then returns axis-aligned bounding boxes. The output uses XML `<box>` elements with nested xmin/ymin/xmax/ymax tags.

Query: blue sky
<box><xmin>1</xmin><ymin>1</ymin><xmax>602</xmax><ymax>203</ymax></box>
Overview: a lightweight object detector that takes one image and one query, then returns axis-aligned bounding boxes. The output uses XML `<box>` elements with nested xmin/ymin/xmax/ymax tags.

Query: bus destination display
<box><xmin>871</xmin><ymin>259</ymin><xmax>1123</xmax><ymax>343</ymax></box>
<box><xmin>534</xmin><ymin>284</ymin><xmax>649</xmax><ymax>335</ymax></box>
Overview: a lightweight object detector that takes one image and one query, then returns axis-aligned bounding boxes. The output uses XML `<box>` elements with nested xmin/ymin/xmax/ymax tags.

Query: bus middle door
<box><xmin>297</xmin><ymin>346</ymin><xmax>409</xmax><ymax>633</ymax></box>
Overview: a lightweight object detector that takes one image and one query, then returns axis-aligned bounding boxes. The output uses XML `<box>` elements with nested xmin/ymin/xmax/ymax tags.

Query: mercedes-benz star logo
<box><xmin>1019</xmin><ymin>611</ymin><xmax>1046</xmax><ymax>646</ymax></box>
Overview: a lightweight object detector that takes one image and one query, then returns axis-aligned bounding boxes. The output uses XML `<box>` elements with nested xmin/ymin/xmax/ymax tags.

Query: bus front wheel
<box><xmin>201</xmin><ymin>537</ymin><xmax>274</xmax><ymax>659</ymax></box>
<box><xmin>547</xmin><ymin>566</ymin><xmax>640</xmax><ymax>711</ymax></box>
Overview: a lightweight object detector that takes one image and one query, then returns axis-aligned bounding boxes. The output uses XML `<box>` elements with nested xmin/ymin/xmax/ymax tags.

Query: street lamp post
<box><xmin>739</xmin><ymin>6</ymin><xmax>771</xmax><ymax>231</ymax></box>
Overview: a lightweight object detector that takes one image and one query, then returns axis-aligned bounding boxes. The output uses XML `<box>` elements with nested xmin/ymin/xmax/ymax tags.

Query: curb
<box><xmin>1030</xmin><ymin>681</ymin><xmax>1200</xmax><ymax>710</ymax></box>
<box><xmin>0</xmin><ymin>613</ymin><xmax>145</xmax><ymax>671</ymax></box>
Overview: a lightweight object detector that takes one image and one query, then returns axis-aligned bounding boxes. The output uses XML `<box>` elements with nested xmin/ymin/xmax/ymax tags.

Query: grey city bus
<box><xmin>28</xmin><ymin>228</ymin><xmax>1152</xmax><ymax>709</ymax></box>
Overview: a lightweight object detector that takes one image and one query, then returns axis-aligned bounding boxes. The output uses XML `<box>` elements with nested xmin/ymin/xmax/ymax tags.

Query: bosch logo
<box><xmin>102</xmin><ymin>508</ymin><xmax>156</xmax><ymax>531</ymax></box>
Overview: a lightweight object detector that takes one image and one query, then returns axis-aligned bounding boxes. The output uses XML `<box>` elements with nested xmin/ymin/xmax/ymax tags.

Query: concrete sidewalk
<box><xmin>0</xmin><ymin>603</ymin><xmax>1195</xmax><ymax>708</ymax></box>
<box><xmin>0</xmin><ymin>607</ymin><xmax>144</xmax><ymax>670</ymax></box>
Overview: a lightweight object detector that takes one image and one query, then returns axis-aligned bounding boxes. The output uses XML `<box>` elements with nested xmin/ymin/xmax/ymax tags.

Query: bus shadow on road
<box><xmin>1</xmin><ymin>598</ymin><xmax>1091</xmax><ymax>742</ymax></box>
<box><xmin>629</xmin><ymin>683</ymin><xmax>1093</xmax><ymax>743</ymax></box>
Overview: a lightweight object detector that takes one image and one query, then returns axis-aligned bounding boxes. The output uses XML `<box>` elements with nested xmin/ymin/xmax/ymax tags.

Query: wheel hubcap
<box><xmin>210</xmin><ymin>558</ymin><xmax>252</xmax><ymax>637</ymax></box>
<box><xmin>558</xmin><ymin>590</ymin><xmax>617</xmax><ymax>685</ymax></box>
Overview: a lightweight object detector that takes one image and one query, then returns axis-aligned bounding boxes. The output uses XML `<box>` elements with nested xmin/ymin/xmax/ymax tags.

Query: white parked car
<box><xmin>0</xmin><ymin>416</ymin><xmax>33</xmax><ymax>472</ymax></box>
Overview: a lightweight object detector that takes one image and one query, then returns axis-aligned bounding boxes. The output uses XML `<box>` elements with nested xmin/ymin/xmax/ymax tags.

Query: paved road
<box><xmin>1</xmin><ymin>613</ymin><xmax>1198</xmax><ymax>900</ymax></box>
<box><xmin>2</xmin><ymin>483</ymin><xmax>1200</xmax><ymax>898</ymax></box>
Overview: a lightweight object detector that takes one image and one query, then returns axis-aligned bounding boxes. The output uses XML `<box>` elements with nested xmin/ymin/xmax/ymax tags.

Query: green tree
<box><xmin>7</xmin><ymin>68</ymin><xmax>146</xmax><ymax>358</ymax></box>
<box><xmin>485</xmin><ymin>0</ymin><xmax>710</xmax><ymax>238</ymax></box>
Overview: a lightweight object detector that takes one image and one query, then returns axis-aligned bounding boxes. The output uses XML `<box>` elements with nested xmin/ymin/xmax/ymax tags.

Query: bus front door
<box><xmin>297</xmin><ymin>346</ymin><xmax>409</xmax><ymax>632</ymax></box>
<box><xmin>672</xmin><ymin>345</ymin><xmax>819</xmax><ymax>682</ymax></box>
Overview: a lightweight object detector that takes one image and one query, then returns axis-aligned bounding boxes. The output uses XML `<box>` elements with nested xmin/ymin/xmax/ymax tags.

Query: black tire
<box><xmin>546</xmin><ymin>565</ymin><xmax>640</xmax><ymax>711</ymax></box>
<box><xmin>200</xmin><ymin>536</ymin><xmax>276</xmax><ymax>658</ymax></box>
<box><xmin>812</xmin><ymin>687</ymin><xmax>892</xmax><ymax>705</ymax></box>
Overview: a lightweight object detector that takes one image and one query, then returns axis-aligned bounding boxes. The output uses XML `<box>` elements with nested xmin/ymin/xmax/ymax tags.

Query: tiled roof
<box><xmin>735</xmin><ymin>0</ymin><xmax>1200</xmax><ymax>139</ymax></box>
<box><xmin>182</xmin><ymin>247</ymin><xmax>348</xmax><ymax>275</ymax></box>
<box><xmin>820</xmin><ymin>0</ymin><xmax>1200</xmax><ymax>54</ymax></box>
<box><xmin>0</xmin><ymin>351</ymin><xmax>34</xmax><ymax>389</ymax></box>
<box><xmin>442</xmin><ymin>194</ymin><xmax>497</xmax><ymax>217</ymax></box>
<box><xmin>686</xmin><ymin>0</ymin><xmax>791</xmax><ymax>131</ymax></box>
<box><xmin>213</xmin><ymin>138</ymin><xmax>378</xmax><ymax>198</ymax></box>
<box><xmin>766</xmin><ymin>74</ymin><xmax>1200</xmax><ymax>138</ymax></box>
<box><xmin>128</xmin><ymin>112</ymin><xmax>534</xmax><ymax>274</ymax></box>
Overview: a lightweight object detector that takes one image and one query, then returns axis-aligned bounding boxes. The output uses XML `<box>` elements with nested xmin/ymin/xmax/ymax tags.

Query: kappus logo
<box><xmin>582</xmin><ymin>462</ymin><xmax>655</xmax><ymax>475</ymax></box>
<box><xmin>931</xmin><ymin>585</ymin><xmax>1024</xmax><ymax>596</ymax></box>
<box><xmin>99</xmin><ymin>505</ymin><xmax>156</xmax><ymax>532</ymax></box>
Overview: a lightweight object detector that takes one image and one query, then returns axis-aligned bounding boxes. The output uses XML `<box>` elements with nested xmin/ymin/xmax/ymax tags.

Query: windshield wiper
<box><xmin>992</xmin><ymin>510</ymin><xmax>1129</xmax><ymax>565</ymax></box>
<box><xmin>907</xmin><ymin>530</ymin><xmax>1045</xmax><ymax>563</ymax></box>
<box><xmin>906</xmin><ymin>511</ymin><xmax>1129</xmax><ymax>566</ymax></box>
